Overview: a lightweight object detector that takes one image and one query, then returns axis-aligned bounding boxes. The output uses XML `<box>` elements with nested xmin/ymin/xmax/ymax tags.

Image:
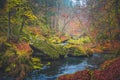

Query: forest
<box><xmin>0</xmin><ymin>0</ymin><xmax>120</xmax><ymax>80</ymax></box>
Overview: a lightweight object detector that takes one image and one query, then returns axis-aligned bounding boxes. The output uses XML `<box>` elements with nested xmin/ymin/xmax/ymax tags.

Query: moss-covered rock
<box><xmin>48</xmin><ymin>36</ymin><xmax>62</xmax><ymax>44</ymax></box>
<box><xmin>67</xmin><ymin>46</ymin><xmax>88</xmax><ymax>57</ymax></box>
<box><xmin>31</xmin><ymin>39</ymin><xmax>68</xmax><ymax>59</ymax></box>
<box><xmin>68</xmin><ymin>36</ymin><xmax>91</xmax><ymax>45</ymax></box>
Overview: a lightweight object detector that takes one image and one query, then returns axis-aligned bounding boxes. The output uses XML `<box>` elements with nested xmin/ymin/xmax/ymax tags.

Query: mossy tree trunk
<box><xmin>7</xmin><ymin>11</ymin><xmax>11</xmax><ymax>42</ymax></box>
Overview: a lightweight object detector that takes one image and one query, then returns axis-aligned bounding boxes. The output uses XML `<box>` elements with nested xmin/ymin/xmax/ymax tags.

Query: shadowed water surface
<box><xmin>25</xmin><ymin>53</ymin><xmax>115</xmax><ymax>80</ymax></box>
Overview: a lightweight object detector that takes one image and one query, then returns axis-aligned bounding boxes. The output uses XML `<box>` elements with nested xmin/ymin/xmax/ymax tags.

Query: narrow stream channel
<box><xmin>25</xmin><ymin>53</ymin><xmax>115</xmax><ymax>80</ymax></box>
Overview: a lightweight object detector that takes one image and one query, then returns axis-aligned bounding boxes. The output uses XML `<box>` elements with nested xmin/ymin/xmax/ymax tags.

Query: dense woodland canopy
<box><xmin>0</xmin><ymin>0</ymin><xmax>120</xmax><ymax>80</ymax></box>
<box><xmin>0</xmin><ymin>0</ymin><xmax>120</xmax><ymax>41</ymax></box>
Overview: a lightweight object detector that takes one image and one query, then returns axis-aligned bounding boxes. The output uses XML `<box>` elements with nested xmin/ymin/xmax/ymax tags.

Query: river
<box><xmin>25</xmin><ymin>53</ymin><xmax>115</xmax><ymax>80</ymax></box>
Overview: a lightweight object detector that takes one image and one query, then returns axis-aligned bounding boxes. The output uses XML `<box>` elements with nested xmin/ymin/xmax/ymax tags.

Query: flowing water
<box><xmin>25</xmin><ymin>53</ymin><xmax>115</xmax><ymax>80</ymax></box>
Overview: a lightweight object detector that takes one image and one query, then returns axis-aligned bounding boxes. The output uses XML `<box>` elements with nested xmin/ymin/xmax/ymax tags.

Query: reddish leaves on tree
<box><xmin>61</xmin><ymin>13</ymin><xmax>68</xmax><ymax>18</ymax></box>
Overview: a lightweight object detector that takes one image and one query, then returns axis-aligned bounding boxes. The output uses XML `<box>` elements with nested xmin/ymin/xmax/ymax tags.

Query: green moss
<box><xmin>31</xmin><ymin>39</ymin><xmax>68</xmax><ymax>59</ymax></box>
<box><xmin>69</xmin><ymin>46</ymin><xmax>87</xmax><ymax>56</ymax></box>
<box><xmin>46</xmin><ymin>62</ymin><xmax>51</xmax><ymax>66</ymax></box>
<box><xmin>33</xmin><ymin>65</ymin><xmax>42</xmax><ymax>69</ymax></box>
<box><xmin>5</xmin><ymin>67</ymin><xmax>11</xmax><ymax>72</ymax></box>
<box><xmin>32</xmin><ymin>57</ymin><xmax>40</xmax><ymax>62</ymax></box>
<box><xmin>48</xmin><ymin>36</ymin><xmax>62</xmax><ymax>44</ymax></box>
<box><xmin>68</xmin><ymin>36</ymin><xmax>91</xmax><ymax>45</ymax></box>
<box><xmin>31</xmin><ymin>57</ymin><xmax>43</xmax><ymax>69</ymax></box>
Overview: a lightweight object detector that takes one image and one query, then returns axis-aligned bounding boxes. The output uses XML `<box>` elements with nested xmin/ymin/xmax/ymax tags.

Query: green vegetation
<box><xmin>0</xmin><ymin>43</ymin><xmax>41</xmax><ymax>80</ymax></box>
<box><xmin>31</xmin><ymin>39</ymin><xmax>68</xmax><ymax>59</ymax></box>
<box><xmin>68</xmin><ymin>36</ymin><xmax>91</xmax><ymax>45</ymax></box>
<box><xmin>0</xmin><ymin>0</ymin><xmax>120</xmax><ymax>79</ymax></box>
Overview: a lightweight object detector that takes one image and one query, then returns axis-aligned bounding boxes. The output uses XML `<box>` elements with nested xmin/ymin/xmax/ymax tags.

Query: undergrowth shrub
<box><xmin>0</xmin><ymin>42</ymin><xmax>42</xmax><ymax>80</ymax></box>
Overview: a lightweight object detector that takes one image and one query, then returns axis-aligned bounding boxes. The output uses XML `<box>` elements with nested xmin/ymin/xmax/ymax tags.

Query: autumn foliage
<box><xmin>93</xmin><ymin>57</ymin><xmax>120</xmax><ymax>80</ymax></box>
<box><xmin>58</xmin><ymin>70</ymin><xmax>91</xmax><ymax>80</ymax></box>
<box><xmin>14</xmin><ymin>42</ymin><xmax>32</xmax><ymax>56</ymax></box>
<box><xmin>58</xmin><ymin>57</ymin><xmax>120</xmax><ymax>80</ymax></box>
<box><xmin>74</xmin><ymin>70</ymin><xmax>91</xmax><ymax>80</ymax></box>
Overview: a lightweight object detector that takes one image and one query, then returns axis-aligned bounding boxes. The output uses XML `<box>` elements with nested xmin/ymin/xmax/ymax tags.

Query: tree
<box><xmin>4</xmin><ymin>0</ymin><xmax>37</xmax><ymax>42</ymax></box>
<box><xmin>86</xmin><ymin>0</ymin><xmax>120</xmax><ymax>44</ymax></box>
